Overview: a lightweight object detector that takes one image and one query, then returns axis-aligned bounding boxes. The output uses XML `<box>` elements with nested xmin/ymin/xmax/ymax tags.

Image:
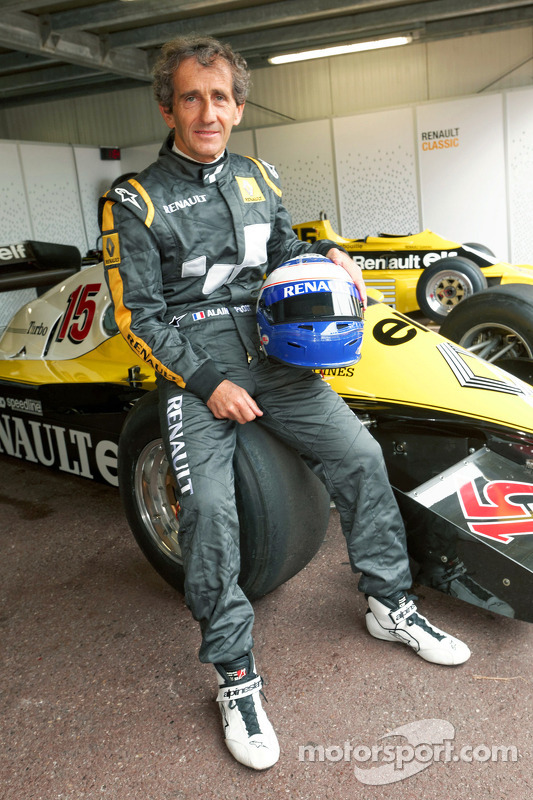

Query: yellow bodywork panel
<box><xmin>321</xmin><ymin>302</ymin><xmax>533</xmax><ymax>436</ymax></box>
<box><xmin>0</xmin><ymin>334</ymin><xmax>157</xmax><ymax>389</ymax></box>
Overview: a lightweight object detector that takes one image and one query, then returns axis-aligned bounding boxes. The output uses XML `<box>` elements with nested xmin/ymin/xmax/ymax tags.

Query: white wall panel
<box><xmin>416</xmin><ymin>95</ymin><xmax>508</xmax><ymax>259</ymax></box>
<box><xmin>506</xmin><ymin>87</ymin><xmax>533</xmax><ymax>264</ymax></box>
<box><xmin>255</xmin><ymin>119</ymin><xmax>339</xmax><ymax>229</ymax></box>
<box><xmin>19</xmin><ymin>142</ymin><xmax>88</xmax><ymax>251</ymax></box>
<box><xmin>0</xmin><ymin>142</ymin><xmax>33</xmax><ymax>242</ymax></box>
<box><xmin>0</xmin><ymin>141</ymin><xmax>36</xmax><ymax>330</ymax></box>
<box><xmin>333</xmin><ymin>108</ymin><xmax>419</xmax><ymax>238</ymax></box>
<box><xmin>74</xmin><ymin>146</ymin><xmax>123</xmax><ymax>252</ymax></box>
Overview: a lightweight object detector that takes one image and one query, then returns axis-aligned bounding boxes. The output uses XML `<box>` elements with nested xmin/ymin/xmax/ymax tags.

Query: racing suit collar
<box><xmin>159</xmin><ymin>132</ymin><xmax>229</xmax><ymax>184</ymax></box>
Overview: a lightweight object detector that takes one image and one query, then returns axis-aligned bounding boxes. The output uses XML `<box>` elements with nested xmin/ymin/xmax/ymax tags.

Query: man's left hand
<box><xmin>326</xmin><ymin>247</ymin><xmax>367</xmax><ymax>310</ymax></box>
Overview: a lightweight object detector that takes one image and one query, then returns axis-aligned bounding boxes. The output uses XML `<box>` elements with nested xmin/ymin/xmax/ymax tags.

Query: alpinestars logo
<box><xmin>115</xmin><ymin>187</ymin><xmax>141</xmax><ymax>209</ymax></box>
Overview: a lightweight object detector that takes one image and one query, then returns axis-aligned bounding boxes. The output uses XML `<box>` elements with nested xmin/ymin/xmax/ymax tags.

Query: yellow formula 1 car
<box><xmin>1</xmin><ymin>241</ymin><xmax>533</xmax><ymax>622</ymax></box>
<box><xmin>293</xmin><ymin>217</ymin><xmax>533</xmax><ymax>324</ymax></box>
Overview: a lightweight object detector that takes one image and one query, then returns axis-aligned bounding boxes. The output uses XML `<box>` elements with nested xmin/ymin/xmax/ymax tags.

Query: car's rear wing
<box><xmin>0</xmin><ymin>240</ymin><xmax>81</xmax><ymax>292</ymax></box>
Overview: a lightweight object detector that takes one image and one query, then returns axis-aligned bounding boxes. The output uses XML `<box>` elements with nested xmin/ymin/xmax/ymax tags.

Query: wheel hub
<box><xmin>134</xmin><ymin>440</ymin><xmax>183</xmax><ymax>563</ymax></box>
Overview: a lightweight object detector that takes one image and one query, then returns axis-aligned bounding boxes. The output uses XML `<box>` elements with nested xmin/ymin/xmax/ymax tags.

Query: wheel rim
<box><xmin>454</xmin><ymin>322</ymin><xmax>533</xmax><ymax>362</ymax></box>
<box><xmin>134</xmin><ymin>439</ymin><xmax>183</xmax><ymax>566</ymax></box>
<box><xmin>426</xmin><ymin>271</ymin><xmax>476</xmax><ymax>315</ymax></box>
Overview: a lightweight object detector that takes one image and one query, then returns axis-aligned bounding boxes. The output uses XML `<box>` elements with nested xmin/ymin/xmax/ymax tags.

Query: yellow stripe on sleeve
<box><xmin>107</xmin><ymin>266</ymin><xmax>186</xmax><ymax>388</ymax></box>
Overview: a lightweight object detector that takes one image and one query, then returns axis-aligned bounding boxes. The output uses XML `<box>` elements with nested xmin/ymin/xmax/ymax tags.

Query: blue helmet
<box><xmin>257</xmin><ymin>254</ymin><xmax>364</xmax><ymax>368</ymax></box>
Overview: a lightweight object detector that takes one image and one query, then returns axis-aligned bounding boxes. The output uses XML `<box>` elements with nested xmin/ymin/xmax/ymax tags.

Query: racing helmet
<box><xmin>257</xmin><ymin>254</ymin><xmax>364</xmax><ymax>368</ymax></box>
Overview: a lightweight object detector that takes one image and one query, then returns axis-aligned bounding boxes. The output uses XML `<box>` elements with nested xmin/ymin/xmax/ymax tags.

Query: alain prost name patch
<box><xmin>169</xmin><ymin>304</ymin><xmax>253</xmax><ymax>326</ymax></box>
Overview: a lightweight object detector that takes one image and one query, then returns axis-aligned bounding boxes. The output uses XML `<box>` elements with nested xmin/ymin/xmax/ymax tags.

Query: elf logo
<box><xmin>0</xmin><ymin>243</ymin><xmax>27</xmax><ymax>261</ymax></box>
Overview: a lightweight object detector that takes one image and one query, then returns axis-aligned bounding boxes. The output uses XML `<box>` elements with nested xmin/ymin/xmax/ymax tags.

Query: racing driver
<box><xmin>99</xmin><ymin>34</ymin><xmax>470</xmax><ymax>771</ymax></box>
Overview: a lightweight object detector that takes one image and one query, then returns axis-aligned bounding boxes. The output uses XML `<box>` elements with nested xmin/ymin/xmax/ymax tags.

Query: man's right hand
<box><xmin>207</xmin><ymin>379</ymin><xmax>263</xmax><ymax>424</ymax></box>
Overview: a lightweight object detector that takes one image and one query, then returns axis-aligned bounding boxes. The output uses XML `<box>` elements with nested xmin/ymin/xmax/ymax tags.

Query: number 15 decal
<box><xmin>458</xmin><ymin>479</ymin><xmax>533</xmax><ymax>543</ymax></box>
<box><xmin>56</xmin><ymin>283</ymin><xmax>101</xmax><ymax>344</ymax></box>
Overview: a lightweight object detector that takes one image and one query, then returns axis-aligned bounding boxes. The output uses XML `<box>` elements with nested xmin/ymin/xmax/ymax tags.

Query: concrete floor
<box><xmin>1</xmin><ymin>453</ymin><xmax>532</xmax><ymax>800</ymax></box>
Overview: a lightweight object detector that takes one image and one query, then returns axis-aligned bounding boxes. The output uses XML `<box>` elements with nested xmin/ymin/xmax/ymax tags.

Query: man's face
<box><xmin>159</xmin><ymin>56</ymin><xmax>244</xmax><ymax>163</ymax></box>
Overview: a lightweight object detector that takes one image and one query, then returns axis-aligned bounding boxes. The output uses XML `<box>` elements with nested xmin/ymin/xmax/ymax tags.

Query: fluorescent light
<box><xmin>269</xmin><ymin>36</ymin><xmax>412</xmax><ymax>65</ymax></box>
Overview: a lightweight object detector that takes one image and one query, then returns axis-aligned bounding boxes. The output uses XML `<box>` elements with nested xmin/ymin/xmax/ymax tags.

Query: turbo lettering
<box><xmin>27</xmin><ymin>321</ymin><xmax>48</xmax><ymax>336</ymax></box>
<box><xmin>166</xmin><ymin>396</ymin><xmax>193</xmax><ymax>496</ymax></box>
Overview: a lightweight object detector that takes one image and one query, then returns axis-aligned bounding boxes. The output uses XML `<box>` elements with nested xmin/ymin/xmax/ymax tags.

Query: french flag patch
<box><xmin>192</xmin><ymin>311</ymin><xmax>206</xmax><ymax>321</ymax></box>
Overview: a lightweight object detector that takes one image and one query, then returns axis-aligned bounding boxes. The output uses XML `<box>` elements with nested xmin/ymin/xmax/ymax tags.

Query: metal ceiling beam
<box><xmin>426</xmin><ymin>4</ymin><xmax>533</xmax><ymax>36</ymax></box>
<box><xmin>49</xmin><ymin>0</ymin><xmax>408</xmax><ymax>33</ymax></box>
<box><xmin>49</xmin><ymin>0</ymin><xmax>265</xmax><ymax>32</ymax></box>
<box><xmin>0</xmin><ymin>51</ymin><xmax>59</xmax><ymax>74</ymax></box>
<box><xmin>0</xmin><ymin>76</ymin><xmax>143</xmax><ymax>108</ymax></box>
<box><xmin>107</xmin><ymin>0</ymin><xmax>533</xmax><ymax>50</ymax></box>
<box><xmin>0</xmin><ymin>64</ymin><xmax>101</xmax><ymax>96</ymax></box>
<box><xmin>0</xmin><ymin>10</ymin><xmax>152</xmax><ymax>81</ymax></box>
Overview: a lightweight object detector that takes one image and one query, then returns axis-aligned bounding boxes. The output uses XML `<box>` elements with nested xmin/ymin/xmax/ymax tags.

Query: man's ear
<box><xmin>234</xmin><ymin>103</ymin><xmax>245</xmax><ymax>126</ymax></box>
<box><xmin>159</xmin><ymin>104</ymin><xmax>174</xmax><ymax>129</ymax></box>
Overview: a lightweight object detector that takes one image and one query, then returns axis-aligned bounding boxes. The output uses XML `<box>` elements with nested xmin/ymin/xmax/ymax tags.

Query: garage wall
<box><xmin>506</xmin><ymin>86</ymin><xmax>533</xmax><ymax>264</ymax></box>
<box><xmin>2</xmin><ymin>83</ymin><xmax>533</xmax><ymax>262</ymax></box>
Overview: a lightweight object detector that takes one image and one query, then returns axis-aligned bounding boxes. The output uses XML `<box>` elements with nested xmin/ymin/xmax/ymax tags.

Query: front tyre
<box><xmin>416</xmin><ymin>257</ymin><xmax>487</xmax><ymax>322</ymax></box>
<box><xmin>439</xmin><ymin>285</ymin><xmax>533</xmax><ymax>379</ymax></box>
<box><xmin>117</xmin><ymin>390</ymin><xmax>331</xmax><ymax>600</ymax></box>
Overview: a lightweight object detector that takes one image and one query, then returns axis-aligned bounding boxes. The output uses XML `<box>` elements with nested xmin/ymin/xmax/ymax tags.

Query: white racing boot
<box><xmin>215</xmin><ymin>653</ymin><xmax>280</xmax><ymax>770</ymax></box>
<box><xmin>366</xmin><ymin>592</ymin><xmax>471</xmax><ymax>665</ymax></box>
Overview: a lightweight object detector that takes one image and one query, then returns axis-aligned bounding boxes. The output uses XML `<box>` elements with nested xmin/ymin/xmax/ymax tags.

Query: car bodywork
<box><xmin>1</xmin><ymin>242</ymin><xmax>533</xmax><ymax>622</ymax></box>
<box><xmin>293</xmin><ymin>218</ymin><xmax>533</xmax><ymax>315</ymax></box>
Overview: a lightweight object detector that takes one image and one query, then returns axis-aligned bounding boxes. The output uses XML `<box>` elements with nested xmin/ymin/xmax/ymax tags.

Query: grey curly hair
<box><xmin>152</xmin><ymin>35</ymin><xmax>251</xmax><ymax>111</ymax></box>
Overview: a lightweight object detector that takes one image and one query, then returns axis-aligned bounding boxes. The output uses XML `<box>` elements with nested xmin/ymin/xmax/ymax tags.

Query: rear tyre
<box><xmin>416</xmin><ymin>257</ymin><xmax>487</xmax><ymax>322</ymax></box>
<box><xmin>117</xmin><ymin>390</ymin><xmax>331</xmax><ymax>600</ymax></box>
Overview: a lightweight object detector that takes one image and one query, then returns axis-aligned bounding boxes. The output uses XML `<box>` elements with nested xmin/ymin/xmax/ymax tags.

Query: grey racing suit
<box><xmin>100</xmin><ymin>134</ymin><xmax>412</xmax><ymax>664</ymax></box>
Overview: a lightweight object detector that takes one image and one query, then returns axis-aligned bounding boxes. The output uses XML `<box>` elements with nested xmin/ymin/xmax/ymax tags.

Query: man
<box><xmin>100</xmin><ymin>35</ymin><xmax>470</xmax><ymax>772</ymax></box>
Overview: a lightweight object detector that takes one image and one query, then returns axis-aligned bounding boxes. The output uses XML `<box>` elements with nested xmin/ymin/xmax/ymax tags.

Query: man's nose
<box><xmin>200</xmin><ymin>98</ymin><xmax>217</xmax><ymax>122</ymax></box>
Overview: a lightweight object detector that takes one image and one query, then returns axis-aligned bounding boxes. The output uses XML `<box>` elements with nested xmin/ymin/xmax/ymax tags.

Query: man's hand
<box><xmin>326</xmin><ymin>247</ymin><xmax>367</xmax><ymax>310</ymax></box>
<box><xmin>207</xmin><ymin>379</ymin><xmax>263</xmax><ymax>424</ymax></box>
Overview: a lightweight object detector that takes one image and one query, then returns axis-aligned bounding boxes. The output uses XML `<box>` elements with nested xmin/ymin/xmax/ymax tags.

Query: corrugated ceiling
<box><xmin>1</xmin><ymin>1</ymin><xmax>533</xmax><ymax>107</ymax></box>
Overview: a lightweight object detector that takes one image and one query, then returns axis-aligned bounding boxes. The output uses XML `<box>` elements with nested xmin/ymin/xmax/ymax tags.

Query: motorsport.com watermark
<box><xmin>298</xmin><ymin>719</ymin><xmax>519</xmax><ymax>785</ymax></box>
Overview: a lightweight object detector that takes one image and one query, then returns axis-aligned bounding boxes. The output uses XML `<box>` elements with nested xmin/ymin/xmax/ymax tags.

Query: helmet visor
<box><xmin>264</xmin><ymin>287</ymin><xmax>363</xmax><ymax>324</ymax></box>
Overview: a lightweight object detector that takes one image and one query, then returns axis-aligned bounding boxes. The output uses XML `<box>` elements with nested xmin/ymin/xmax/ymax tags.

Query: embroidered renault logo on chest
<box><xmin>235</xmin><ymin>176</ymin><xmax>265</xmax><ymax>203</ymax></box>
<box><xmin>163</xmin><ymin>194</ymin><xmax>207</xmax><ymax>214</ymax></box>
